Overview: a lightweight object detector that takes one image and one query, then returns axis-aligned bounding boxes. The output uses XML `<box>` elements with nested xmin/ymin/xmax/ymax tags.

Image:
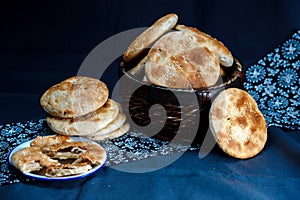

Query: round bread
<box><xmin>123</xmin><ymin>13</ymin><xmax>178</xmax><ymax>62</ymax></box>
<box><xmin>145</xmin><ymin>31</ymin><xmax>220</xmax><ymax>89</ymax></box>
<box><xmin>86</xmin><ymin>123</ymin><xmax>130</xmax><ymax>141</ymax></box>
<box><xmin>46</xmin><ymin>99</ymin><xmax>119</xmax><ymax>136</ymax></box>
<box><xmin>87</xmin><ymin>111</ymin><xmax>127</xmax><ymax>137</ymax></box>
<box><xmin>40</xmin><ymin>76</ymin><xmax>109</xmax><ymax>118</ymax></box>
<box><xmin>45</xmin><ymin>163</ymin><xmax>92</xmax><ymax>177</ymax></box>
<box><xmin>209</xmin><ymin>88</ymin><xmax>267</xmax><ymax>159</ymax></box>
<box><xmin>175</xmin><ymin>24</ymin><xmax>234</xmax><ymax>67</ymax></box>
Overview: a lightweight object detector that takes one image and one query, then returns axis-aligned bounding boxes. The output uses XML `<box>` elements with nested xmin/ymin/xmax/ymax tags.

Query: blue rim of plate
<box><xmin>8</xmin><ymin>136</ymin><xmax>107</xmax><ymax>181</ymax></box>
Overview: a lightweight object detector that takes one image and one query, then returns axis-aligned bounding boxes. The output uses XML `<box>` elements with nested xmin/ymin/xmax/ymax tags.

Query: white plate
<box><xmin>8</xmin><ymin>136</ymin><xmax>107</xmax><ymax>181</ymax></box>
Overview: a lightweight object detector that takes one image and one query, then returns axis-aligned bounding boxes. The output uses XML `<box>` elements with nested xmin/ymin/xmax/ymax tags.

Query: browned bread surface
<box><xmin>123</xmin><ymin>13</ymin><xmax>178</xmax><ymax>62</ymax></box>
<box><xmin>175</xmin><ymin>24</ymin><xmax>234</xmax><ymax>67</ymax></box>
<box><xmin>46</xmin><ymin>99</ymin><xmax>119</xmax><ymax>136</ymax></box>
<box><xmin>40</xmin><ymin>76</ymin><xmax>109</xmax><ymax>118</ymax></box>
<box><xmin>145</xmin><ymin>31</ymin><xmax>220</xmax><ymax>89</ymax></box>
<box><xmin>11</xmin><ymin>147</ymin><xmax>60</xmax><ymax>173</ymax></box>
<box><xmin>209</xmin><ymin>88</ymin><xmax>267</xmax><ymax>159</ymax></box>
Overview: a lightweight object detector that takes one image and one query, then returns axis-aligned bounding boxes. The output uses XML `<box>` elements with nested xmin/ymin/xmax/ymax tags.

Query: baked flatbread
<box><xmin>48</xmin><ymin>141</ymin><xmax>106</xmax><ymax>165</ymax></box>
<box><xmin>46</xmin><ymin>99</ymin><xmax>119</xmax><ymax>136</ymax></box>
<box><xmin>209</xmin><ymin>88</ymin><xmax>267</xmax><ymax>159</ymax></box>
<box><xmin>87</xmin><ymin>111</ymin><xmax>126</xmax><ymax>137</ymax></box>
<box><xmin>86</xmin><ymin>123</ymin><xmax>130</xmax><ymax>141</ymax></box>
<box><xmin>175</xmin><ymin>24</ymin><xmax>234</xmax><ymax>67</ymax></box>
<box><xmin>30</xmin><ymin>135</ymin><xmax>72</xmax><ymax>148</ymax></box>
<box><xmin>123</xmin><ymin>13</ymin><xmax>178</xmax><ymax>62</ymax></box>
<box><xmin>40</xmin><ymin>76</ymin><xmax>109</xmax><ymax>118</ymax></box>
<box><xmin>45</xmin><ymin>163</ymin><xmax>92</xmax><ymax>177</ymax></box>
<box><xmin>145</xmin><ymin>31</ymin><xmax>220</xmax><ymax>89</ymax></box>
<box><xmin>11</xmin><ymin>135</ymin><xmax>107</xmax><ymax>177</ymax></box>
<box><xmin>75</xmin><ymin>142</ymin><xmax>107</xmax><ymax>165</ymax></box>
<box><xmin>11</xmin><ymin>147</ymin><xmax>60</xmax><ymax>173</ymax></box>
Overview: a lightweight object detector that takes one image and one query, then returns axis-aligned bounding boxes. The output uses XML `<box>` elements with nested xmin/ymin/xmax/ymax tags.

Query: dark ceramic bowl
<box><xmin>118</xmin><ymin>59</ymin><xmax>244</xmax><ymax>147</ymax></box>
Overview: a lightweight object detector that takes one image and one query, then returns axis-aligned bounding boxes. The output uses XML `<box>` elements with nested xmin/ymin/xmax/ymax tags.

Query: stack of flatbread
<box><xmin>40</xmin><ymin>76</ymin><xmax>129</xmax><ymax>141</ymax></box>
<box><xmin>123</xmin><ymin>13</ymin><xmax>234</xmax><ymax>89</ymax></box>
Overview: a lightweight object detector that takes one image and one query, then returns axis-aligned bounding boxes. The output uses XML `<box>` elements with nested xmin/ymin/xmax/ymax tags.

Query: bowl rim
<box><xmin>120</xmin><ymin>58</ymin><xmax>243</xmax><ymax>93</ymax></box>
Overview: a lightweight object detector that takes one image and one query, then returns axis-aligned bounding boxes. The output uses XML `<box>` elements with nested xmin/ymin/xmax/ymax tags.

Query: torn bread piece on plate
<box><xmin>11</xmin><ymin>147</ymin><xmax>60</xmax><ymax>173</ymax></box>
<box><xmin>86</xmin><ymin>111</ymin><xmax>127</xmax><ymax>138</ymax></box>
<box><xmin>47</xmin><ymin>141</ymin><xmax>107</xmax><ymax>165</ymax></box>
<box><xmin>86</xmin><ymin>123</ymin><xmax>130</xmax><ymax>141</ymax></box>
<box><xmin>45</xmin><ymin>163</ymin><xmax>93</xmax><ymax>177</ymax></box>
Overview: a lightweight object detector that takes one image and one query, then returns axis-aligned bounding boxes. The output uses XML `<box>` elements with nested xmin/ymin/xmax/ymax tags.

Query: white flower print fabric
<box><xmin>244</xmin><ymin>30</ymin><xmax>300</xmax><ymax>130</ymax></box>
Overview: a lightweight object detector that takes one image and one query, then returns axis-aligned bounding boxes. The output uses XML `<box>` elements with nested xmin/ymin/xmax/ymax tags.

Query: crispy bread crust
<box><xmin>40</xmin><ymin>76</ymin><xmax>109</xmax><ymax>118</ymax></box>
<box><xmin>46</xmin><ymin>99</ymin><xmax>119</xmax><ymax>136</ymax></box>
<box><xmin>209</xmin><ymin>88</ymin><xmax>267</xmax><ymax>159</ymax></box>
<box><xmin>145</xmin><ymin>31</ymin><xmax>220</xmax><ymax>89</ymax></box>
<box><xmin>86</xmin><ymin>123</ymin><xmax>130</xmax><ymax>141</ymax></box>
<box><xmin>123</xmin><ymin>13</ymin><xmax>178</xmax><ymax>62</ymax></box>
<box><xmin>86</xmin><ymin>111</ymin><xmax>126</xmax><ymax>137</ymax></box>
<box><xmin>30</xmin><ymin>135</ymin><xmax>72</xmax><ymax>148</ymax></box>
<box><xmin>175</xmin><ymin>24</ymin><xmax>234</xmax><ymax>67</ymax></box>
<box><xmin>11</xmin><ymin>135</ymin><xmax>107</xmax><ymax>176</ymax></box>
<box><xmin>11</xmin><ymin>147</ymin><xmax>60</xmax><ymax>173</ymax></box>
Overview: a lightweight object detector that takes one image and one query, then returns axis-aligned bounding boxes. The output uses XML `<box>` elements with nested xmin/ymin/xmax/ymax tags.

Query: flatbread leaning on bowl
<box><xmin>209</xmin><ymin>88</ymin><xmax>267</xmax><ymax>159</ymax></box>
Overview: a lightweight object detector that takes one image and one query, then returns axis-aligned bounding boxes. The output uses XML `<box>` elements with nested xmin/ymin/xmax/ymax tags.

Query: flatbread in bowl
<box><xmin>119</xmin><ymin>13</ymin><xmax>243</xmax><ymax>146</ymax></box>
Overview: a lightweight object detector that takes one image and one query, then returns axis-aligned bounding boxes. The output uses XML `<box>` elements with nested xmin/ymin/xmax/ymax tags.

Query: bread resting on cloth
<box><xmin>209</xmin><ymin>88</ymin><xmax>267</xmax><ymax>159</ymax></box>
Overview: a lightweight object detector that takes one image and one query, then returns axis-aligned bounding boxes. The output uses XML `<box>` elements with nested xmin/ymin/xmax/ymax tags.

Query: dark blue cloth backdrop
<box><xmin>0</xmin><ymin>0</ymin><xmax>299</xmax><ymax>199</ymax></box>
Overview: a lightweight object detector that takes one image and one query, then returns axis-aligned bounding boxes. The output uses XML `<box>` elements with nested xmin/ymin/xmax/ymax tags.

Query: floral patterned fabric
<box><xmin>244</xmin><ymin>30</ymin><xmax>300</xmax><ymax>130</ymax></box>
<box><xmin>0</xmin><ymin>119</ymin><xmax>193</xmax><ymax>186</ymax></box>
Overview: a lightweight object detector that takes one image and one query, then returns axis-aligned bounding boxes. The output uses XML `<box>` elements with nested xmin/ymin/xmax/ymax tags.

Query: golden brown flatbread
<box><xmin>46</xmin><ymin>99</ymin><xmax>119</xmax><ymax>136</ymax></box>
<box><xmin>30</xmin><ymin>135</ymin><xmax>72</xmax><ymax>148</ymax></box>
<box><xmin>11</xmin><ymin>135</ymin><xmax>107</xmax><ymax>177</ymax></box>
<box><xmin>86</xmin><ymin>123</ymin><xmax>130</xmax><ymax>141</ymax></box>
<box><xmin>47</xmin><ymin>141</ymin><xmax>106</xmax><ymax>165</ymax></box>
<box><xmin>40</xmin><ymin>76</ymin><xmax>109</xmax><ymax>118</ymax></box>
<box><xmin>45</xmin><ymin>163</ymin><xmax>92</xmax><ymax>177</ymax></box>
<box><xmin>145</xmin><ymin>31</ymin><xmax>220</xmax><ymax>89</ymax></box>
<box><xmin>11</xmin><ymin>147</ymin><xmax>60</xmax><ymax>173</ymax></box>
<box><xmin>86</xmin><ymin>111</ymin><xmax>127</xmax><ymax>137</ymax></box>
<box><xmin>209</xmin><ymin>88</ymin><xmax>267</xmax><ymax>159</ymax></box>
<box><xmin>175</xmin><ymin>24</ymin><xmax>234</xmax><ymax>67</ymax></box>
<box><xmin>123</xmin><ymin>13</ymin><xmax>178</xmax><ymax>62</ymax></box>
